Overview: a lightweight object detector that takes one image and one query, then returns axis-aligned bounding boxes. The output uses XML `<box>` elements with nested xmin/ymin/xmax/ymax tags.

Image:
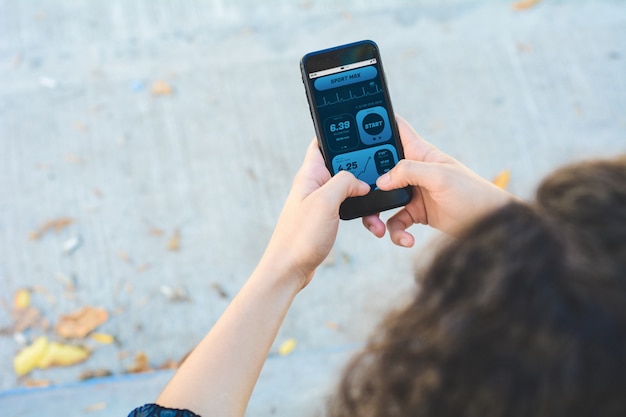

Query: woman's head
<box><xmin>329</xmin><ymin>156</ymin><xmax>626</xmax><ymax>417</ymax></box>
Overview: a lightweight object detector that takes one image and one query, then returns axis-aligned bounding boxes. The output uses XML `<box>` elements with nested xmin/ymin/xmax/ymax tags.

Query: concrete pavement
<box><xmin>1</xmin><ymin>0</ymin><xmax>625</xmax><ymax>415</ymax></box>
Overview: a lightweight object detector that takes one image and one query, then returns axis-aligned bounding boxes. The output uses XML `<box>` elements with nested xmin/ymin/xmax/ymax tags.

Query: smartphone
<box><xmin>300</xmin><ymin>40</ymin><xmax>412</xmax><ymax>220</ymax></box>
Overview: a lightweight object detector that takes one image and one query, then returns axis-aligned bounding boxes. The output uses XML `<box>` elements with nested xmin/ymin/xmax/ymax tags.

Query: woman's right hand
<box><xmin>363</xmin><ymin>116</ymin><xmax>516</xmax><ymax>246</ymax></box>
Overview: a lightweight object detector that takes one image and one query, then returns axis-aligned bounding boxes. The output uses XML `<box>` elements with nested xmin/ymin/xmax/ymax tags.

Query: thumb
<box><xmin>376</xmin><ymin>160</ymin><xmax>450</xmax><ymax>191</ymax></box>
<box><xmin>315</xmin><ymin>170</ymin><xmax>371</xmax><ymax>207</ymax></box>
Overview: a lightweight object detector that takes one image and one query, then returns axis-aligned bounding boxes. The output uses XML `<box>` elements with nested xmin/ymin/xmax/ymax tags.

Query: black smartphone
<box><xmin>300</xmin><ymin>40</ymin><xmax>412</xmax><ymax>220</ymax></box>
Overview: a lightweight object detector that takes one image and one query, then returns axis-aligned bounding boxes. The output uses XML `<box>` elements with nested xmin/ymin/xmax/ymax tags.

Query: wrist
<box><xmin>252</xmin><ymin>251</ymin><xmax>309</xmax><ymax>297</ymax></box>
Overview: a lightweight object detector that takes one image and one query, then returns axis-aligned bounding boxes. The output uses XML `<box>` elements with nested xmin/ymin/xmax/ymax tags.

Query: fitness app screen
<box><xmin>309</xmin><ymin>59</ymin><xmax>399</xmax><ymax>188</ymax></box>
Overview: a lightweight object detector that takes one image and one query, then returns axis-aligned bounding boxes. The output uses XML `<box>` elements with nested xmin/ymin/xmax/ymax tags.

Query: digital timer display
<box><xmin>329</xmin><ymin>121</ymin><xmax>351</xmax><ymax>132</ymax></box>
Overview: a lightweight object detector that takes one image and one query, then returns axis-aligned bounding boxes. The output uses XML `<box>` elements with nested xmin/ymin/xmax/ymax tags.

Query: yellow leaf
<box><xmin>278</xmin><ymin>338</ymin><xmax>297</xmax><ymax>356</ymax></box>
<box><xmin>14</xmin><ymin>336</ymin><xmax>49</xmax><ymax>376</ymax></box>
<box><xmin>90</xmin><ymin>333</ymin><xmax>115</xmax><ymax>344</ymax></box>
<box><xmin>13</xmin><ymin>289</ymin><xmax>31</xmax><ymax>309</ymax></box>
<box><xmin>492</xmin><ymin>170</ymin><xmax>511</xmax><ymax>190</ymax></box>
<box><xmin>37</xmin><ymin>342</ymin><xmax>90</xmax><ymax>368</ymax></box>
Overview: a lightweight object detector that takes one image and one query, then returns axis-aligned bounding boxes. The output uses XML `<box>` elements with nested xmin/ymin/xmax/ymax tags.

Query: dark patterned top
<box><xmin>128</xmin><ymin>403</ymin><xmax>201</xmax><ymax>417</ymax></box>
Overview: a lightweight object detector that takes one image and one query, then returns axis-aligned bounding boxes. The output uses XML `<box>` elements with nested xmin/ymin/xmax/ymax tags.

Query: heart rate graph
<box><xmin>316</xmin><ymin>81</ymin><xmax>384</xmax><ymax>108</ymax></box>
<box><xmin>332</xmin><ymin>145</ymin><xmax>398</xmax><ymax>186</ymax></box>
<box><xmin>354</xmin><ymin>156</ymin><xmax>372</xmax><ymax>180</ymax></box>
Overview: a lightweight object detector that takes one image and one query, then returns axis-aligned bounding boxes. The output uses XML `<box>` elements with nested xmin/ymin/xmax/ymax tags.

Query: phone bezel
<box><xmin>300</xmin><ymin>40</ymin><xmax>412</xmax><ymax>220</ymax></box>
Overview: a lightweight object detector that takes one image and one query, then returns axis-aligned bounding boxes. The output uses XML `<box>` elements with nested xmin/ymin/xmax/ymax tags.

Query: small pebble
<box><xmin>63</xmin><ymin>236</ymin><xmax>82</xmax><ymax>254</ymax></box>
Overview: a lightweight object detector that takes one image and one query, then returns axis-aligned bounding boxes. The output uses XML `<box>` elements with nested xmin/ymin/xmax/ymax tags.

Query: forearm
<box><xmin>156</xmin><ymin>258</ymin><xmax>301</xmax><ymax>417</ymax></box>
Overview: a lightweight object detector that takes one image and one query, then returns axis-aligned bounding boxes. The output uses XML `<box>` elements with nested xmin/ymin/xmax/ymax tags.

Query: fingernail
<box><xmin>400</xmin><ymin>237</ymin><xmax>412</xmax><ymax>247</ymax></box>
<box><xmin>377</xmin><ymin>173</ymin><xmax>390</xmax><ymax>186</ymax></box>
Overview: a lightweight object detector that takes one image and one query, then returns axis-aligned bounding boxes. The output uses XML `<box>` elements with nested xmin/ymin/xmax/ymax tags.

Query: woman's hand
<box><xmin>363</xmin><ymin>116</ymin><xmax>515</xmax><ymax>246</ymax></box>
<box><xmin>156</xmin><ymin>140</ymin><xmax>369</xmax><ymax>417</ymax></box>
<box><xmin>260</xmin><ymin>139</ymin><xmax>370</xmax><ymax>290</ymax></box>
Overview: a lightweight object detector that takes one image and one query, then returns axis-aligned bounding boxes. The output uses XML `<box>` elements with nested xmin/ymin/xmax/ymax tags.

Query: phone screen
<box><xmin>307</xmin><ymin>58</ymin><xmax>399</xmax><ymax>187</ymax></box>
<box><xmin>301</xmin><ymin>40</ymin><xmax>411</xmax><ymax>219</ymax></box>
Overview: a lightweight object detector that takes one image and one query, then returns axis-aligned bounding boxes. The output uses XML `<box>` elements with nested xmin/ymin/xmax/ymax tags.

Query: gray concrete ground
<box><xmin>1</xmin><ymin>0</ymin><xmax>625</xmax><ymax>416</ymax></box>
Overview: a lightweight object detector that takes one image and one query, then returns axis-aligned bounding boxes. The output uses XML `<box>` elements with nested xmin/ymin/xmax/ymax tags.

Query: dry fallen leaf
<box><xmin>151</xmin><ymin>80</ymin><xmax>173</xmax><ymax>96</ymax></box>
<box><xmin>166</xmin><ymin>229</ymin><xmax>180</xmax><ymax>251</ymax></box>
<box><xmin>12</xmin><ymin>306</ymin><xmax>49</xmax><ymax>333</ymax></box>
<box><xmin>278</xmin><ymin>338</ymin><xmax>297</xmax><ymax>356</ymax></box>
<box><xmin>14</xmin><ymin>336</ymin><xmax>49</xmax><ymax>376</ymax></box>
<box><xmin>127</xmin><ymin>351</ymin><xmax>152</xmax><ymax>374</ymax></box>
<box><xmin>90</xmin><ymin>332</ymin><xmax>115</xmax><ymax>344</ymax></box>
<box><xmin>492</xmin><ymin>170</ymin><xmax>511</xmax><ymax>190</ymax></box>
<box><xmin>32</xmin><ymin>285</ymin><xmax>56</xmax><ymax>304</ymax></box>
<box><xmin>13</xmin><ymin>289</ymin><xmax>31</xmax><ymax>309</ymax></box>
<box><xmin>117</xmin><ymin>251</ymin><xmax>132</xmax><ymax>263</ymax></box>
<box><xmin>55</xmin><ymin>306</ymin><xmax>108</xmax><ymax>339</ymax></box>
<box><xmin>118</xmin><ymin>350</ymin><xmax>132</xmax><ymax>360</ymax></box>
<box><xmin>13</xmin><ymin>337</ymin><xmax>90</xmax><ymax>374</ymax></box>
<box><xmin>28</xmin><ymin>217</ymin><xmax>73</xmax><ymax>240</ymax></box>
<box><xmin>23</xmin><ymin>378</ymin><xmax>52</xmax><ymax>388</ymax></box>
<box><xmin>325</xmin><ymin>321</ymin><xmax>342</xmax><ymax>331</ymax></box>
<box><xmin>83</xmin><ymin>402</ymin><xmax>107</xmax><ymax>413</ymax></box>
<box><xmin>157</xmin><ymin>359</ymin><xmax>179</xmax><ymax>370</ymax></box>
<box><xmin>73</xmin><ymin>122</ymin><xmax>89</xmax><ymax>132</ymax></box>
<box><xmin>65</xmin><ymin>153</ymin><xmax>85</xmax><ymax>164</ymax></box>
<box><xmin>38</xmin><ymin>342</ymin><xmax>90</xmax><ymax>369</ymax></box>
<box><xmin>512</xmin><ymin>0</ymin><xmax>542</xmax><ymax>11</ymax></box>
<box><xmin>80</xmin><ymin>369</ymin><xmax>113</xmax><ymax>381</ymax></box>
<box><xmin>211</xmin><ymin>283</ymin><xmax>229</xmax><ymax>299</ymax></box>
<box><xmin>55</xmin><ymin>272</ymin><xmax>76</xmax><ymax>291</ymax></box>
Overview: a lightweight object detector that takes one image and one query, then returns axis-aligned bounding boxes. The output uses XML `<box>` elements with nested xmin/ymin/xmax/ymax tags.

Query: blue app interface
<box><xmin>311</xmin><ymin>59</ymin><xmax>399</xmax><ymax>187</ymax></box>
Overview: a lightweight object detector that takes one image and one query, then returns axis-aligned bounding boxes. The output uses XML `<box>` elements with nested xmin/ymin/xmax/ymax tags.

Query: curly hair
<box><xmin>328</xmin><ymin>156</ymin><xmax>626</xmax><ymax>417</ymax></box>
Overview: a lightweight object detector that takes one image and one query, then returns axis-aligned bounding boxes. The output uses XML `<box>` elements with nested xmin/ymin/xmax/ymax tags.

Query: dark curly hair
<box><xmin>328</xmin><ymin>156</ymin><xmax>626</xmax><ymax>417</ymax></box>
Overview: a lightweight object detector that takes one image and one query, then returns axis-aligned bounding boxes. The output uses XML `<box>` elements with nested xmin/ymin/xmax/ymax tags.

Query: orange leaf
<box><xmin>151</xmin><ymin>80</ymin><xmax>173</xmax><ymax>96</ymax></box>
<box><xmin>512</xmin><ymin>0</ymin><xmax>542</xmax><ymax>11</ymax></box>
<box><xmin>157</xmin><ymin>359</ymin><xmax>179</xmax><ymax>370</ymax></box>
<box><xmin>55</xmin><ymin>306</ymin><xmax>108</xmax><ymax>339</ymax></box>
<box><xmin>492</xmin><ymin>170</ymin><xmax>511</xmax><ymax>190</ymax></box>
<box><xmin>166</xmin><ymin>230</ymin><xmax>180</xmax><ymax>251</ymax></box>
<box><xmin>29</xmin><ymin>217</ymin><xmax>73</xmax><ymax>239</ymax></box>
<box><xmin>127</xmin><ymin>351</ymin><xmax>152</xmax><ymax>374</ymax></box>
